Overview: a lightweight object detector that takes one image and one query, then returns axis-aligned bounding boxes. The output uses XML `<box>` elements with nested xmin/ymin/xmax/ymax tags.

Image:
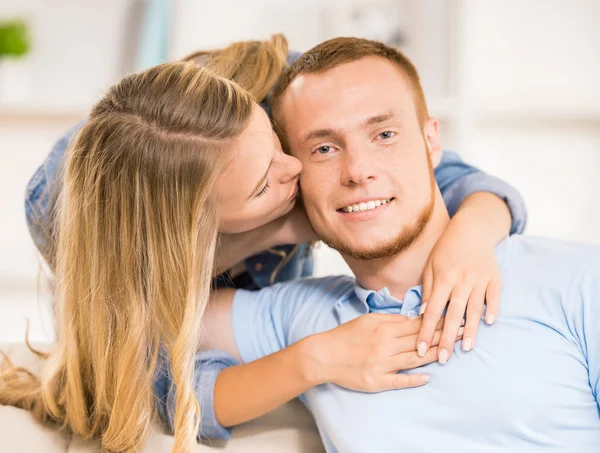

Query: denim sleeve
<box><xmin>155</xmin><ymin>279</ymin><xmax>329</xmax><ymax>441</ymax></box>
<box><xmin>154</xmin><ymin>282</ymin><xmax>318</xmax><ymax>442</ymax></box>
<box><xmin>154</xmin><ymin>350</ymin><xmax>239</xmax><ymax>441</ymax></box>
<box><xmin>435</xmin><ymin>150</ymin><xmax>527</xmax><ymax>235</ymax></box>
<box><xmin>287</xmin><ymin>50</ymin><xmax>302</xmax><ymax>65</ymax></box>
<box><xmin>24</xmin><ymin>121</ymin><xmax>87</xmax><ymax>263</ymax></box>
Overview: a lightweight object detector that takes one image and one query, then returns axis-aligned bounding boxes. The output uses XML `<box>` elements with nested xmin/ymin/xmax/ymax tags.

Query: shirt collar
<box><xmin>348</xmin><ymin>237</ymin><xmax>513</xmax><ymax>317</ymax></box>
<box><xmin>353</xmin><ymin>282</ymin><xmax>424</xmax><ymax>317</ymax></box>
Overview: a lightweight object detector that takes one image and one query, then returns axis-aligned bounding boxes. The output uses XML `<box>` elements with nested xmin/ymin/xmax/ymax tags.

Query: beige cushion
<box><xmin>0</xmin><ymin>344</ymin><xmax>324</xmax><ymax>453</ymax></box>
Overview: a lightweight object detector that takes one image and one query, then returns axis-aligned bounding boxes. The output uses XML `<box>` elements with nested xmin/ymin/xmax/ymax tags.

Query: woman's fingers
<box><xmin>385</xmin><ymin>316</ymin><xmax>422</xmax><ymax>337</ymax></box>
<box><xmin>421</xmin><ymin>261</ymin><xmax>434</xmax><ymax>308</ymax></box>
<box><xmin>463</xmin><ymin>282</ymin><xmax>487</xmax><ymax>351</ymax></box>
<box><xmin>385</xmin><ymin>316</ymin><xmax>444</xmax><ymax>340</ymax></box>
<box><xmin>390</xmin><ymin>346</ymin><xmax>440</xmax><ymax>372</ymax></box>
<box><xmin>437</xmin><ymin>282</ymin><xmax>472</xmax><ymax>363</ymax></box>
<box><xmin>485</xmin><ymin>274</ymin><xmax>502</xmax><ymax>326</ymax></box>
<box><xmin>380</xmin><ymin>372</ymin><xmax>431</xmax><ymax>391</ymax></box>
<box><xmin>391</xmin><ymin>324</ymin><xmax>462</xmax><ymax>356</ymax></box>
<box><xmin>416</xmin><ymin>279</ymin><xmax>452</xmax><ymax>357</ymax></box>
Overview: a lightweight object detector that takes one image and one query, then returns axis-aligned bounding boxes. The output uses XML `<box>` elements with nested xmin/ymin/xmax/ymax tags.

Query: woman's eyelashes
<box><xmin>256</xmin><ymin>179</ymin><xmax>271</xmax><ymax>197</ymax></box>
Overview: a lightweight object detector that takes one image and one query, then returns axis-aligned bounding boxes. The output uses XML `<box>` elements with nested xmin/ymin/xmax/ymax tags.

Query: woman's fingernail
<box><xmin>420</xmin><ymin>375</ymin><xmax>430</xmax><ymax>384</ymax></box>
<box><xmin>419</xmin><ymin>303</ymin><xmax>427</xmax><ymax>316</ymax></box>
<box><xmin>462</xmin><ymin>337</ymin><xmax>472</xmax><ymax>351</ymax></box>
<box><xmin>417</xmin><ymin>342</ymin><xmax>428</xmax><ymax>357</ymax></box>
<box><xmin>458</xmin><ymin>327</ymin><xmax>465</xmax><ymax>336</ymax></box>
<box><xmin>439</xmin><ymin>349</ymin><xmax>449</xmax><ymax>364</ymax></box>
<box><xmin>461</xmin><ymin>319</ymin><xmax>466</xmax><ymax>327</ymax></box>
<box><xmin>486</xmin><ymin>314</ymin><xmax>496</xmax><ymax>325</ymax></box>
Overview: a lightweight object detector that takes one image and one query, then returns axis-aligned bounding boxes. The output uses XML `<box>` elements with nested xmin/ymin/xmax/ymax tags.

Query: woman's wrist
<box><xmin>214</xmin><ymin>223</ymin><xmax>281</xmax><ymax>275</ymax></box>
<box><xmin>454</xmin><ymin>192</ymin><xmax>511</xmax><ymax>247</ymax></box>
<box><xmin>295</xmin><ymin>333</ymin><xmax>331</xmax><ymax>387</ymax></box>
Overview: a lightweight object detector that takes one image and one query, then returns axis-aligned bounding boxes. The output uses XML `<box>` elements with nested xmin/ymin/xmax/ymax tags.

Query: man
<box><xmin>201</xmin><ymin>38</ymin><xmax>600</xmax><ymax>452</ymax></box>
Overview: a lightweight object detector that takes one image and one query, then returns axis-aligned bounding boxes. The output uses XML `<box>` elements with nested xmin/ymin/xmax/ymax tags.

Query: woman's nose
<box><xmin>279</xmin><ymin>153</ymin><xmax>302</xmax><ymax>184</ymax></box>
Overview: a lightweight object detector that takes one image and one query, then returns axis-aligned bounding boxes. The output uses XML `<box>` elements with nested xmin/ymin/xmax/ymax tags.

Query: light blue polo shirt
<box><xmin>232</xmin><ymin>236</ymin><xmax>600</xmax><ymax>453</ymax></box>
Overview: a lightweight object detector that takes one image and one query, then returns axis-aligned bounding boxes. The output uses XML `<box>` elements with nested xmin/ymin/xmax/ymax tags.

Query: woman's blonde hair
<box><xmin>0</xmin><ymin>59</ymin><xmax>262</xmax><ymax>452</ymax></box>
<box><xmin>183</xmin><ymin>33</ymin><xmax>289</xmax><ymax>103</ymax></box>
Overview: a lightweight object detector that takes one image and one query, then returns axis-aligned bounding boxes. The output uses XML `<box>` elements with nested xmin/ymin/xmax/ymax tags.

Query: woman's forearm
<box><xmin>453</xmin><ymin>192</ymin><xmax>511</xmax><ymax>245</ymax></box>
<box><xmin>214</xmin><ymin>220</ymin><xmax>283</xmax><ymax>276</ymax></box>
<box><xmin>213</xmin><ymin>203</ymin><xmax>316</xmax><ymax>276</ymax></box>
<box><xmin>212</xmin><ymin>313</ymin><xmax>443</xmax><ymax>428</ymax></box>
<box><xmin>214</xmin><ymin>338</ymin><xmax>318</xmax><ymax>427</ymax></box>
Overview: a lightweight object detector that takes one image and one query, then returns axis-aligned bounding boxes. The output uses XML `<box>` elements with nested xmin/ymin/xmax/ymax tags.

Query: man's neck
<box><xmin>343</xmin><ymin>191</ymin><xmax>450</xmax><ymax>301</ymax></box>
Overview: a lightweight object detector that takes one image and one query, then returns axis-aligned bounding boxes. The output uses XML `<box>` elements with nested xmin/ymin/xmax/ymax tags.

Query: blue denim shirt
<box><xmin>24</xmin><ymin>53</ymin><xmax>528</xmax><ymax>441</ymax></box>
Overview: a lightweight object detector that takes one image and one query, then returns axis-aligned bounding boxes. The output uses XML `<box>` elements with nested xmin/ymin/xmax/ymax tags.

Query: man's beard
<box><xmin>318</xmin><ymin>155</ymin><xmax>436</xmax><ymax>261</ymax></box>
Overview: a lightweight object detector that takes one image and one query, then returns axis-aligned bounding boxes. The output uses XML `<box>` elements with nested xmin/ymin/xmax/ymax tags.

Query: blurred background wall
<box><xmin>0</xmin><ymin>0</ymin><xmax>599</xmax><ymax>343</ymax></box>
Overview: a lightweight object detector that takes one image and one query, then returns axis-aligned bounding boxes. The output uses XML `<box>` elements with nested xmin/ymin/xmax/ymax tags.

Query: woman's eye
<box><xmin>316</xmin><ymin>145</ymin><xmax>333</xmax><ymax>155</ymax></box>
<box><xmin>378</xmin><ymin>131</ymin><xmax>395</xmax><ymax>140</ymax></box>
<box><xmin>256</xmin><ymin>180</ymin><xmax>270</xmax><ymax>198</ymax></box>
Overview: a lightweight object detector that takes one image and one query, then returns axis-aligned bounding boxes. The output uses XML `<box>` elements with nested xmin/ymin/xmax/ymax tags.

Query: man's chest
<box><xmin>303</xmin><ymin>316</ymin><xmax>599</xmax><ymax>453</ymax></box>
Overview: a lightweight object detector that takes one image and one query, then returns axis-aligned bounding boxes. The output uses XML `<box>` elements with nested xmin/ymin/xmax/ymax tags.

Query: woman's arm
<box><xmin>418</xmin><ymin>192</ymin><xmax>509</xmax><ymax>362</ymax></box>
<box><xmin>25</xmin><ymin>122</ymin><xmax>86</xmax><ymax>266</ymax></box>
<box><xmin>214</xmin><ymin>317</ymin><xmax>452</xmax><ymax>428</ymax></box>
<box><xmin>418</xmin><ymin>150</ymin><xmax>525</xmax><ymax>364</ymax></box>
<box><xmin>214</xmin><ymin>202</ymin><xmax>316</xmax><ymax>275</ymax></box>
<box><xmin>201</xmin><ymin>288</ymin><xmax>450</xmax><ymax>429</ymax></box>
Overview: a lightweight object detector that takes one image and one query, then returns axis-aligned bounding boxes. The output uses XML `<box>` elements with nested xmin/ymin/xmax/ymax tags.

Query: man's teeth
<box><xmin>341</xmin><ymin>199</ymin><xmax>392</xmax><ymax>213</ymax></box>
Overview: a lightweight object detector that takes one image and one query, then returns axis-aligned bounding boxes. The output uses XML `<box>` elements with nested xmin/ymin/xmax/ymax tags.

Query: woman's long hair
<box><xmin>1</xmin><ymin>61</ymin><xmax>255</xmax><ymax>453</ymax></box>
<box><xmin>183</xmin><ymin>33</ymin><xmax>289</xmax><ymax>103</ymax></box>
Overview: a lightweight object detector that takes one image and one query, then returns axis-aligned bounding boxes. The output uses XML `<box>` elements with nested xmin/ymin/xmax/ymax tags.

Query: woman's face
<box><xmin>216</xmin><ymin>105</ymin><xmax>302</xmax><ymax>233</ymax></box>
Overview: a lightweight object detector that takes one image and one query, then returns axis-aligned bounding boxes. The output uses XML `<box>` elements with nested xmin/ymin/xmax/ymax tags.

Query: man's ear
<box><xmin>423</xmin><ymin>117</ymin><xmax>442</xmax><ymax>168</ymax></box>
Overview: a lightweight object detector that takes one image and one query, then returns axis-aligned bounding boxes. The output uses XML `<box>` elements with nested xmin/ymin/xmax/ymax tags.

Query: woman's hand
<box><xmin>303</xmin><ymin>313</ymin><xmax>463</xmax><ymax>392</ymax></box>
<box><xmin>416</xmin><ymin>192</ymin><xmax>510</xmax><ymax>364</ymax></box>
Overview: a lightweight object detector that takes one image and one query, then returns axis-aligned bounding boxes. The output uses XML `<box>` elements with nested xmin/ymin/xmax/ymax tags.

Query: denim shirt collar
<box><xmin>353</xmin><ymin>283</ymin><xmax>424</xmax><ymax>317</ymax></box>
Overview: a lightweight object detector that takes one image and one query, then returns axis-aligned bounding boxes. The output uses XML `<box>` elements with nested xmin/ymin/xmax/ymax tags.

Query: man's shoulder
<box><xmin>501</xmin><ymin>235</ymin><xmax>600</xmax><ymax>281</ymax></box>
<box><xmin>235</xmin><ymin>274</ymin><xmax>357</xmax><ymax>323</ymax></box>
<box><xmin>270</xmin><ymin>274</ymin><xmax>356</xmax><ymax>298</ymax></box>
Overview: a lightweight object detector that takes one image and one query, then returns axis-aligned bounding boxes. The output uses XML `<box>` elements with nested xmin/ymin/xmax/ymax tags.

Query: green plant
<box><xmin>0</xmin><ymin>20</ymin><xmax>30</xmax><ymax>58</ymax></box>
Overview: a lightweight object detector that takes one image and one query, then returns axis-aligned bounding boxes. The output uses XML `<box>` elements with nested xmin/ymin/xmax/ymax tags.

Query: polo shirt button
<box><xmin>254</xmin><ymin>263</ymin><xmax>263</xmax><ymax>271</ymax></box>
<box><xmin>407</xmin><ymin>310</ymin><xmax>418</xmax><ymax>317</ymax></box>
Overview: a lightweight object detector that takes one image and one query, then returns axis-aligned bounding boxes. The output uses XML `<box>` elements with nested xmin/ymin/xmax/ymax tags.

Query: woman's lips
<box><xmin>287</xmin><ymin>182</ymin><xmax>299</xmax><ymax>200</ymax></box>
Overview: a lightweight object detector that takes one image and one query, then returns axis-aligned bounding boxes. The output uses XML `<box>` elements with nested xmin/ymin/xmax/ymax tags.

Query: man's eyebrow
<box><xmin>301</xmin><ymin>128</ymin><xmax>338</xmax><ymax>144</ymax></box>
<box><xmin>301</xmin><ymin>111</ymin><xmax>404</xmax><ymax>144</ymax></box>
<box><xmin>361</xmin><ymin>110</ymin><xmax>403</xmax><ymax>129</ymax></box>
<box><xmin>247</xmin><ymin>160</ymin><xmax>272</xmax><ymax>200</ymax></box>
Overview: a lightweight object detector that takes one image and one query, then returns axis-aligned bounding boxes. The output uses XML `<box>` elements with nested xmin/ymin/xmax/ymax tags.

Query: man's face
<box><xmin>278</xmin><ymin>56</ymin><xmax>442</xmax><ymax>259</ymax></box>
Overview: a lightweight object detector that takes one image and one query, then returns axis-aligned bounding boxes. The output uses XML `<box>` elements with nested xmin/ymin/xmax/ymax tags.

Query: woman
<box><xmin>3</xmin><ymin>36</ymin><xmax>525</xmax><ymax>453</ymax></box>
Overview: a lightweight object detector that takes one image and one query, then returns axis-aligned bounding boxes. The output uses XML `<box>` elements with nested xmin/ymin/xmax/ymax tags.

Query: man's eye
<box><xmin>378</xmin><ymin>131</ymin><xmax>395</xmax><ymax>140</ymax></box>
<box><xmin>317</xmin><ymin>145</ymin><xmax>333</xmax><ymax>154</ymax></box>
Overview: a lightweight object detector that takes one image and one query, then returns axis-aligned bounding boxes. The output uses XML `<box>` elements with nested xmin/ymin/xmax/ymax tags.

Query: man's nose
<box><xmin>341</xmin><ymin>150</ymin><xmax>376</xmax><ymax>186</ymax></box>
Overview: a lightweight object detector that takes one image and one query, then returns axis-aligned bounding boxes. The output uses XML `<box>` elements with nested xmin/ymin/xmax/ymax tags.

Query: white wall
<box><xmin>0</xmin><ymin>117</ymin><xmax>70</xmax><ymax>344</ymax></box>
<box><xmin>456</xmin><ymin>0</ymin><xmax>600</xmax><ymax>243</ymax></box>
<box><xmin>0</xmin><ymin>1</ymin><xmax>136</xmax><ymax>112</ymax></box>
